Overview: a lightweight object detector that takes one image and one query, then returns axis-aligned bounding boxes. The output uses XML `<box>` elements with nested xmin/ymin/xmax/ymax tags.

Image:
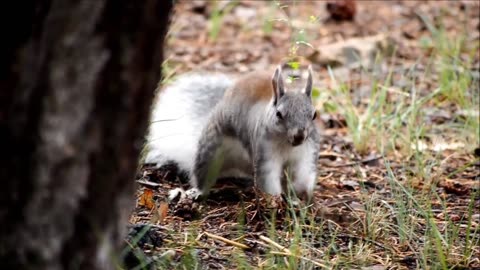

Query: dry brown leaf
<box><xmin>440</xmin><ymin>179</ymin><xmax>471</xmax><ymax>196</ymax></box>
<box><xmin>150</xmin><ymin>201</ymin><xmax>169</xmax><ymax>224</ymax></box>
<box><xmin>157</xmin><ymin>202</ymin><xmax>169</xmax><ymax>223</ymax></box>
<box><xmin>138</xmin><ymin>188</ymin><xmax>155</xmax><ymax>209</ymax></box>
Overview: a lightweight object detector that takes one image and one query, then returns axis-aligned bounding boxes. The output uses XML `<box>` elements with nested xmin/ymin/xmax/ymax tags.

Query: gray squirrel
<box><xmin>145</xmin><ymin>65</ymin><xmax>320</xmax><ymax>199</ymax></box>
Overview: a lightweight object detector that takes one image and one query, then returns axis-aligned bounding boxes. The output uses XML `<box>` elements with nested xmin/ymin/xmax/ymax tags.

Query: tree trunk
<box><xmin>0</xmin><ymin>0</ymin><xmax>172</xmax><ymax>269</ymax></box>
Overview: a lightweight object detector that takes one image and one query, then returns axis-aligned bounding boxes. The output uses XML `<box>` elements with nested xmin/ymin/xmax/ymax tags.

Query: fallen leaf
<box><xmin>341</xmin><ymin>180</ymin><xmax>359</xmax><ymax>190</ymax></box>
<box><xmin>440</xmin><ymin>179</ymin><xmax>470</xmax><ymax>196</ymax></box>
<box><xmin>436</xmin><ymin>212</ymin><xmax>461</xmax><ymax>222</ymax></box>
<box><xmin>138</xmin><ymin>188</ymin><xmax>155</xmax><ymax>209</ymax></box>
<box><xmin>450</xmin><ymin>214</ymin><xmax>461</xmax><ymax>222</ymax></box>
<box><xmin>349</xmin><ymin>201</ymin><xmax>364</xmax><ymax>211</ymax></box>
<box><xmin>152</xmin><ymin>202</ymin><xmax>169</xmax><ymax>223</ymax></box>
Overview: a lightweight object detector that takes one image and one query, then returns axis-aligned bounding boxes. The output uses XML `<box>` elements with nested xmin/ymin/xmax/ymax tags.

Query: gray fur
<box><xmin>191</xmin><ymin>66</ymin><xmax>320</xmax><ymax>199</ymax></box>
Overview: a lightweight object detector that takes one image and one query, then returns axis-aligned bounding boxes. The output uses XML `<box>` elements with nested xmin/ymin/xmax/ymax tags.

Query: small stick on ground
<box><xmin>260</xmin><ymin>235</ymin><xmax>328</xmax><ymax>268</ymax></box>
<box><xmin>259</xmin><ymin>235</ymin><xmax>291</xmax><ymax>255</ymax></box>
<box><xmin>328</xmin><ymin>156</ymin><xmax>383</xmax><ymax>167</ymax></box>
<box><xmin>204</xmin><ymin>232</ymin><xmax>249</xmax><ymax>249</ymax></box>
<box><xmin>270</xmin><ymin>251</ymin><xmax>328</xmax><ymax>268</ymax></box>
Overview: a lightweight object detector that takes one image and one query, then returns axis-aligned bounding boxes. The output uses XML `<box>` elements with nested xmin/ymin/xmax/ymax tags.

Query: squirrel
<box><xmin>145</xmin><ymin>65</ymin><xmax>320</xmax><ymax>200</ymax></box>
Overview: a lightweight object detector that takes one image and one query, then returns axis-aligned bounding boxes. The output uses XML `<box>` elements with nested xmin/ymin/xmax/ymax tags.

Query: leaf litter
<box><xmin>128</xmin><ymin>1</ymin><xmax>479</xmax><ymax>269</ymax></box>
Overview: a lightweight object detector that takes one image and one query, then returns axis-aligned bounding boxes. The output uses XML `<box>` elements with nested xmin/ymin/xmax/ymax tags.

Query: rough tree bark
<box><xmin>0</xmin><ymin>0</ymin><xmax>172</xmax><ymax>269</ymax></box>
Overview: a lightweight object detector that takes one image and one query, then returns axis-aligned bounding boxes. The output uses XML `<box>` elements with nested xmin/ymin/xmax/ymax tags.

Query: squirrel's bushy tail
<box><xmin>144</xmin><ymin>73</ymin><xmax>233</xmax><ymax>172</ymax></box>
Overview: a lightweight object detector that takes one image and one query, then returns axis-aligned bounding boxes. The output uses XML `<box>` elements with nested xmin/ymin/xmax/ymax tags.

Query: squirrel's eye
<box><xmin>312</xmin><ymin>111</ymin><xmax>317</xmax><ymax>120</ymax></box>
<box><xmin>276</xmin><ymin>111</ymin><xmax>283</xmax><ymax>120</ymax></box>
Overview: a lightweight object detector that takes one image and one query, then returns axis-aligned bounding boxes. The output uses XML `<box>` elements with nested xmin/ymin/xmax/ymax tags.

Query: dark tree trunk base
<box><xmin>0</xmin><ymin>1</ymin><xmax>172</xmax><ymax>269</ymax></box>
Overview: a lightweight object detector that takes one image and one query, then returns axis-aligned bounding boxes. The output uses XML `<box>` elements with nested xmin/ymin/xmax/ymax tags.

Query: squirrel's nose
<box><xmin>291</xmin><ymin>130</ymin><xmax>305</xmax><ymax>146</ymax></box>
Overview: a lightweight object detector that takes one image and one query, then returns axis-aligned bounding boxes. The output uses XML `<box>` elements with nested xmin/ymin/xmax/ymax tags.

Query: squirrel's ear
<box><xmin>272</xmin><ymin>65</ymin><xmax>285</xmax><ymax>105</ymax></box>
<box><xmin>304</xmin><ymin>65</ymin><xmax>313</xmax><ymax>97</ymax></box>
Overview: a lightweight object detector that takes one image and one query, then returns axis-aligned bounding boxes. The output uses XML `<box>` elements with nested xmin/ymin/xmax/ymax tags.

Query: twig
<box><xmin>337</xmin><ymin>233</ymin><xmax>394</xmax><ymax>253</ymax></box>
<box><xmin>259</xmin><ymin>235</ymin><xmax>291</xmax><ymax>255</ymax></box>
<box><xmin>260</xmin><ymin>235</ymin><xmax>329</xmax><ymax>268</ymax></box>
<box><xmin>204</xmin><ymin>232</ymin><xmax>249</xmax><ymax>249</ymax></box>
<box><xmin>318</xmin><ymin>172</ymin><xmax>334</xmax><ymax>181</ymax></box>
<box><xmin>201</xmin><ymin>212</ymin><xmax>226</xmax><ymax>223</ymax></box>
<box><xmin>195</xmin><ymin>232</ymin><xmax>204</xmax><ymax>242</ymax></box>
<box><xmin>269</xmin><ymin>251</ymin><xmax>329</xmax><ymax>268</ymax></box>
<box><xmin>327</xmin><ymin>156</ymin><xmax>383</xmax><ymax>167</ymax></box>
<box><xmin>136</xmin><ymin>179</ymin><xmax>161</xmax><ymax>188</ymax></box>
<box><xmin>318</xmin><ymin>151</ymin><xmax>346</xmax><ymax>159</ymax></box>
<box><xmin>124</xmin><ymin>239</ymin><xmax>136</xmax><ymax>250</ymax></box>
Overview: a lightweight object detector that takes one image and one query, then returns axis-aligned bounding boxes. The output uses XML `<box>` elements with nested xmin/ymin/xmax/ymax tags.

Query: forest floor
<box><xmin>127</xmin><ymin>1</ymin><xmax>479</xmax><ymax>269</ymax></box>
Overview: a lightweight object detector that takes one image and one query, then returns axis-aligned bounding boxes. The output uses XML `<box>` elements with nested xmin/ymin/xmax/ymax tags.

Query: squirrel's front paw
<box><xmin>185</xmin><ymin>187</ymin><xmax>203</xmax><ymax>200</ymax></box>
<box><xmin>168</xmin><ymin>187</ymin><xmax>187</xmax><ymax>202</ymax></box>
<box><xmin>168</xmin><ymin>187</ymin><xmax>204</xmax><ymax>202</ymax></box>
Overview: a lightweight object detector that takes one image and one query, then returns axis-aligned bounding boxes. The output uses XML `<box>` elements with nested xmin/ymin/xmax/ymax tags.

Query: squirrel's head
<box><xmin>271</xmin><ymin>65</ymin><xmax>317</xmax><ymax>147</ymax></box>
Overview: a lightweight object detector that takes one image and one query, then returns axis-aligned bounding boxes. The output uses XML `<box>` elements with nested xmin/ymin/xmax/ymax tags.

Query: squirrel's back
<box><xmin>224</xmin><ymin>71</ymin><xmax>273</xmax><ymax>103</ymax></box>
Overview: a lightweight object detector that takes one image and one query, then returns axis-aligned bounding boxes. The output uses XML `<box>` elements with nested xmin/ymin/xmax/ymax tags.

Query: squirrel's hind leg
<box><xmin>218</xmin><ymin>136</ymin><xmax>253</xmax><ymax>179</ymax></box>
<box><xmin>190</xmin><ymin>118</ymin><xmax>225</xmax><ymax>196</ymax></box>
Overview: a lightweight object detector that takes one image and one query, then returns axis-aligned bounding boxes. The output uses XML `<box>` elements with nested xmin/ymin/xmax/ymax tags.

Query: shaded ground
<box><xmin>128</xmin><ymin>1</ymin><xmax>479</xmax><ymax>269</ymax></box>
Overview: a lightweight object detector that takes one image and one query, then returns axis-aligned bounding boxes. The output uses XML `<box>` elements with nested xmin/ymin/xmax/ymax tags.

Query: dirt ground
<box><xmin>128</xmin><ymin>1</ymin><xmax>479</xmax><ymax>269</ymax></box>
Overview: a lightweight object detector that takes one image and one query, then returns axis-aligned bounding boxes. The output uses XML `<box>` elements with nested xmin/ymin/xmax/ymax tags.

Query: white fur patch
<box><xmin>168</xmin><ymin>187</ymin><xmax>186</xmax><ymax>202</ymax></box>
<box><xmin>185</xmin><ymin>187</ymin><xmax>203</xmax><ymax>200</ymax></box>
<box><xmin>145</xmin><ymin>74</ymin><xmax>232</xmax><ymax>172</ymax></box>
<box><xmin>260</xmin><ymin>159</ymin><xmax>283</xmax><ymax>195</ymax></box>
<box><xmin>258</xmin><ymin>137</ymin><xmax>317</xmax><ymax>196</ymax></box>
<box><xmin>257</xmin><ymin>140</ymin><xmax>284</xmax><ymax>195</ymax></box>
<box><xmin>288</xmin><ymin>141</ymin><xmax>317</xmax><ymax>195</ymax></box>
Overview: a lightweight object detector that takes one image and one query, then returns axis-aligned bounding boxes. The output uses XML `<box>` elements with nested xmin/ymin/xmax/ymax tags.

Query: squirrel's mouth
<box><xmin>289</xmin><ymin>133</ymin><xmax>306</xmax><ymax>146</ymax></box>
<box><xmin>290</xmin><ymin>138</ymin><xmax>305</xmax><ymax>147</ymax></box>
<box><xmin>291</xmin><ymin>141</ymin><xmax>303</xmax><ymax>147</ymax></box>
